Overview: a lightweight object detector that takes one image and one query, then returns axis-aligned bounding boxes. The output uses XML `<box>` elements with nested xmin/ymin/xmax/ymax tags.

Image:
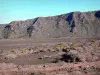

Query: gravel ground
<box><xmin>0</xmin><ymin>38</ymin><xmax>100</xmax><ymax>75</ymax></box>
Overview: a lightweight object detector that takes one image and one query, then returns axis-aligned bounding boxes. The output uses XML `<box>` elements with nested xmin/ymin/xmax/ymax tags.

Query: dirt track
<box><xmin>0</xmin><ymin>37</ymin><xmax>99</xmax><ymax>49</ymax></box>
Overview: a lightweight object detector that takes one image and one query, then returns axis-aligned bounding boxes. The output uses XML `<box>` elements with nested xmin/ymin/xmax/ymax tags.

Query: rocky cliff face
<box><xmin>0</xmin><ymin>10</ymin><xmax>100</xmax><ymax>39</ymax></box>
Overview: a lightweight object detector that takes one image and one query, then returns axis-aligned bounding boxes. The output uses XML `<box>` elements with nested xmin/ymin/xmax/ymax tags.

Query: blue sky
<box><xmin>0</xmin><ymin>0</ymin><xmax>100</xmax><ymax>24</ymax></box>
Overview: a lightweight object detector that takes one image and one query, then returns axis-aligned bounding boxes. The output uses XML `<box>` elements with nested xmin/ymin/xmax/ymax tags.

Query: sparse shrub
<box><xmin>8</xmin><ymin>50</ymin><xmax>16</xmax><ymax>53</ymax></box>
<box><xmin>60</xmin><ymin>54</ymin><xmax>81</xmax><ymax>63</ymax></box>
<box><xmin>52</xmin><ymin>43</ymin><xmax>66</xmax><ymax>50</ymax></box>
<box><xmin>8</xmin><ymin>48</ymin><xmax>32</xmax><ymax>55</ymax></box>
<box><xmin>70</xmin><ymin>42</ymin><xmax>81</xmax><ymax>47</ymax></box>
<box><xmin>91</xmin><ymin>40</ymin><xmax>96</xmax><ymax>43</ymax></box>
<box><xmin>20</xmin><ymin>49</ymin><xmax>30</xmax><ymax>53</ymax></box>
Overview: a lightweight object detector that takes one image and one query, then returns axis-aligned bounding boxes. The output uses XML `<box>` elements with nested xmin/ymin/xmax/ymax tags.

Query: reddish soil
<box><xmin>0</xmin><ymin>38</ymin><xmax>100</xmax><ymax>75</ymax></box>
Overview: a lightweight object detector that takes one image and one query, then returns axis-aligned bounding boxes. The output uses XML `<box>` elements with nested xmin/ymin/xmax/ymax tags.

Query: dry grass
<box><xmin>70</xmin><ymin>42</ymin><xmax>81</xmax><ymax>48</ymax></box>
<box><xmin>8</xmin><ymin>48</ymin><xmax>32</xmax><ymax>55</ymax></box>
<box><xmin>52</xmin><ymin>43</ymin><xmax>67</xmax><ymax>50</ymax></box>
<box><xmin>91</xmin><ymin>40</ymin><xmax>97</xmax><ymax>43</ymax></box>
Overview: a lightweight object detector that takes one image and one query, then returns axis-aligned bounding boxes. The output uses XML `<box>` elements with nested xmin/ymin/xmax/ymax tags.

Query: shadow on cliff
<box><xmin>95</xmin><ymin>11</ymin><xmax>100</xmax><ymax>18</ymax></box>
<box><xmin>66</xmin><ymin>12</ymin><xmax>75</xmax><ymax>32</ymax></box>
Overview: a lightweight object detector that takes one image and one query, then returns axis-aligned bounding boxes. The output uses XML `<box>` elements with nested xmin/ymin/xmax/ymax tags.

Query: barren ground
<box><xmin>0</xmin><ymin>38</ymin><xmax>100</xmax><ymax>75</ymax></box>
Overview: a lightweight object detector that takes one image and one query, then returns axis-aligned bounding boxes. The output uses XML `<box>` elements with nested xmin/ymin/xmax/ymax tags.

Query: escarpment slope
<box><xmin>0</xmin><ymin>10</ymin><xmax>100</xmax><ymax>39</ymax></box>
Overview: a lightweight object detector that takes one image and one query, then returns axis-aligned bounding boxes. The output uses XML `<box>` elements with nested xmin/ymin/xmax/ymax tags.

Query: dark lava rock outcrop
<box><xmin>0</xmin><ymin>10</ymin><xmax>100</xmax><ymax>39</ymax></box>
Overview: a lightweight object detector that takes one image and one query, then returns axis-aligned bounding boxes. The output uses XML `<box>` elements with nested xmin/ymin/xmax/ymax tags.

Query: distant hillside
<box><xmin>0</xmin><ymin>10</ymin><xmax>100</xmax><ymax>39</ymax></box>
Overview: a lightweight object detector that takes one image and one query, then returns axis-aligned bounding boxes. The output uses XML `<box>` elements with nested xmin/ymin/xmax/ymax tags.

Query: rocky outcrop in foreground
<box><xmin>0</xmin><ymin>10</ymin><xmax>100</xmax><ymax>39</ymax></box>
